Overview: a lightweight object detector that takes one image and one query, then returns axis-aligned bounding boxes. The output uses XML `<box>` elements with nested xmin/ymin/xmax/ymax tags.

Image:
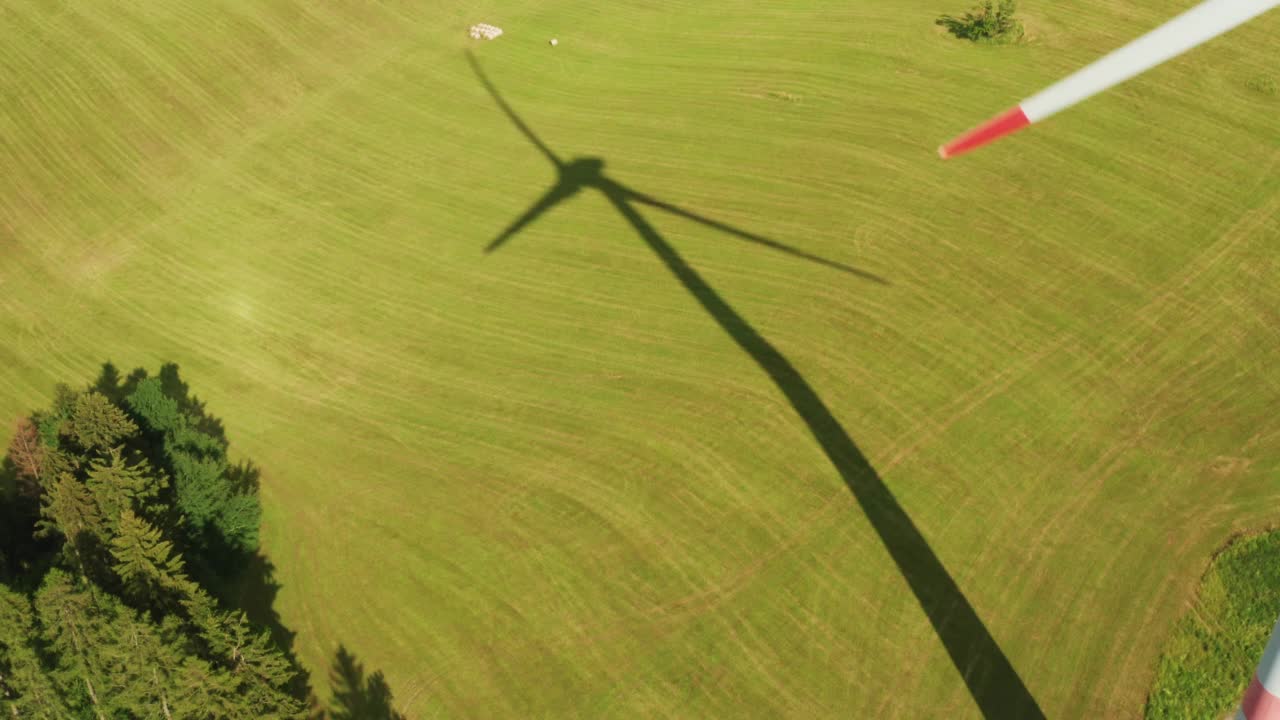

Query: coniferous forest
<box><xmin>0</xmin><ymin>364</ymin><xmax>404</xmax><ymax>719</ymax></box>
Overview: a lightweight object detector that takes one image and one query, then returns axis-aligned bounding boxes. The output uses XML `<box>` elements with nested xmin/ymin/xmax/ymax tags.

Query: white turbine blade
<box><xmin>940</xmin><ymin>0</ymin><xmax>1278</xmax><ymax>158</ymax></box>
<box><xmin>1237</xmin><ymin>615</ymin><xmax>1280</xmax><ymax>719</ymax></box>
<box><xmin>1022</xmin><ymin>0</ymin><xmax>1278</xmax><ymax>122</ymax></box>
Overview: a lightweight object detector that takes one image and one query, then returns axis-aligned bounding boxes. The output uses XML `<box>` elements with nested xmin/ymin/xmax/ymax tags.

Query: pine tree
<box><xmin>36</xmin><ymin>570</ymin><xmax>297</xmax><ymax>720</ymax></box>
<box><xmin>86</xmin><ymin>449</ymin><xmax>167</xmax><ymax>534</ymax></box>
<box><xmin>149</xmin><ymin>613</ymin><xmax>248</xmax><ymax>720</ymax></box>
<box><xmin>124</xmin><ymin>376</ymin><xmax>182</xmax><ymax>434</ymax></box>
<box><xmin>126</xmin><ymin>376</ymin><xmax>263</xmax><ymax>560</ymax></box>
<box><xmin>34</xmin><ymin>384</ymin><xmax>78</xmax><ymax>449</ymax></box>
<box><xmin>184</xmin><ymin>589</ymin><xmax>305</xmax><ymax>718</ymax></box>
<box><xmin>110</xmin><ymin>509</ymin><xmax>190</xmax><ymax>604</ymax></box>
<box><xmin>66</xmin><ymin>392</ymin><xmax>138</xmax><ymax>455</ymax></box>
<box><xmin>34</xmin><ymin>569</ymin><xmax>113</xmax><ymax>720</ymax></box>
<box><xmin>0</xmin><ymin>582</ymin><xmax>66</xmax><ymax>719</ymax></box>
<box><xmin>162</xmin><ymin>652</ymin><xmax>242</xmax><ymax>719</ymax></box>
<box><xmin>170</xmin><ymin>452</ymin><xmax>229</xmax><ymax>534</ymax></box>
<box><xmin>38</xmin><ymin>473</ymin><xmax>107</xmax><ymax>577</ymax></box>
<box><xmin>36</xmin><ymin>447</ymin><xmax>77</xmax><ymax>493</ymax></box>
<box><xmin>106</xmin><ymin>606</ymin><xmax>235</xmax><ymax>720</ymax></box>
<box><xmin>216</xmin><ymin>491</ymin><xmax>262</xmax><ymax>553</ymax></box>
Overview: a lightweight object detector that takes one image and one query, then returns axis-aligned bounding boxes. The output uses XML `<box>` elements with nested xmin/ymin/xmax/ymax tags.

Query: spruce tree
<box><xmin>110</xmin><ymin>509</ymin><xmax>190</xmax><ymax>605</ymax></box>
<box><xmin>33</xmin><ymin>384</ymin><xmax>78</xmax><ymax>449</ymax></box>
<box><xmin>34</xmin><ymin>569</ymin><xmax>114</xmax><ymax>720</ymax></box>
<box><xmin>38</xmin><ymin>472</ymin><xmax>106</xmax><ymax>577</ymax></box>
<box><xmin>66</xmin><ymin>392</ymin><xmax>138</xmax><ymax>455</ymax></box>
<box><xmin>183</xmin><ymin>589</ymin><xmax>305</xmax><ymax>718</ymax></box>
<box><xmin>127</xmin><ymin>375</ymin><xmax>262</xmax><ymax>560</ymax></box>
<box><xmin>86</xmin><ymin>450</ymin><xmax>167</xmax><ymax>534</ymax></box>
<box><xmin>0</xmin><ymin>581</ymin><xmax>66</xmax><ymax>719</ymax></box>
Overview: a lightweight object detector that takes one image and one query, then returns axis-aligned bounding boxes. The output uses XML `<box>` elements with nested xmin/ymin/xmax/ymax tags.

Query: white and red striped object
<box><xmin>939</xmin><ymin>0</ymin><xmax>1279</xmax><ymax>159</ymax></box>
<box><xmin>1238</xmin><ymin>616</ymin><xmax>1280</xmax><ymax>720</ymax></box>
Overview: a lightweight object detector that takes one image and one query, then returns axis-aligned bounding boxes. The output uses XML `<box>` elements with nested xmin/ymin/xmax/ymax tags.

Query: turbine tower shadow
<box><xmin>467</xmin><ymin>50</ymin><xmax>1043</xmax><ymax>720</ymax></box>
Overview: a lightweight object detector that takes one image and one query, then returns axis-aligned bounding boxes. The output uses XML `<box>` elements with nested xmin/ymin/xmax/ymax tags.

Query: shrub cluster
<box><xmin>937</xmin><ymin>0</ymin><xmax>1024</xmax><ymax>44</ymax></box>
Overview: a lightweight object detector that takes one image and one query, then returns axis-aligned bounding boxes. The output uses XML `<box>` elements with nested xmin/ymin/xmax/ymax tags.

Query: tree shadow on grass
<box><xmin>468</xmin><ymin>50</ymin><xmax>1044</xmax><ymax>719</ymax></box>
<box><xmin>227</xmin><ymin>550</ymin><xmax>318</xmax><ymax>702</ymax></box>
<box><xmin>316</xmin><ymin>644</ymin><xmax>408</xmax><ymax>720</ymax></box>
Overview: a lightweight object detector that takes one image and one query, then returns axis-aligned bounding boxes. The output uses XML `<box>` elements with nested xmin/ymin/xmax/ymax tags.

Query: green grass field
<box><xmin>2</xmin><ymin>0</ymin><xmax>1278</xmax><ymax>716</ymax></box>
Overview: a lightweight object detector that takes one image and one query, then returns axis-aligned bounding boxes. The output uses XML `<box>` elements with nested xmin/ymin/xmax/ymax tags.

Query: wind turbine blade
<box><xmin>1235</xmin><ymin>614</ymin><xmax>1280</xmax><ymax>720</ymax></box>
<box><xmin>627</xmin><ymin>189</ymin><xmax>887</xmax><ymax>284</ymax></box>
<box><xmin>486</xmin><ymin>185</ymin><xmax>573</xmax><ymax>253</ymax></box>
<box><xmin>465</xmin><ymin>50</ymin><xmax>562</xmax><ymax>167</ymax></box>
<box><xmin>939</xmin><ymin>0</ymin><xmax>1279</xmax><ymax>158</ymax></box>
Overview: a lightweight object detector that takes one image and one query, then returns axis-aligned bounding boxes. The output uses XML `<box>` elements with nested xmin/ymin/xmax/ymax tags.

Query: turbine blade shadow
<box><xmin>601</xmin><ymin>185</ymin><xmax>1044</xmax><ymax>720</ymax></box>
<box><xmin>466</xmin><ymin>50</ymin><xmax>562</xmax><ymax>168</ymax></box>
<box><xmin>486</xmin><ymin>184</ymin><xmax>575</xmax><ymax>253</ymax></box>
<box><xmin>469</xmin><ymin>51</ymin><xmax>1043</xmax><ymax>718</ymax></box>
<box><xmin>626</xmin><ymin>188</ymin><xmax>887</xmax><ymax>284</ymax></box>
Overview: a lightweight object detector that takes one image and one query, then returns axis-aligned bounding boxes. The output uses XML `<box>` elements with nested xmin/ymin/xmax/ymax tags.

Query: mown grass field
<box><xmin>1</xmin><ymin>0</ymin><xmax>1277</xmax><ymax>716</ymax></box>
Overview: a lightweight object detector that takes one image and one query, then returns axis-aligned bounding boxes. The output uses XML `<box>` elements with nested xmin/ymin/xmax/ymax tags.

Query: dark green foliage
<box><xmin>216</xmin><ymin>493</ymin><xmax>263</xmax><ymax>552</ymax></box>
<box><xmin>1</xmin><ymin>456</ymin><xmax>43</xmax><ymax>580</ymax></box>
<box><xmin>181</xmin><ymin>588</ymin><xmax>306</xmax><ymax>718</ymax></box>
<box><xmin>66</xmin><ymin>392</ymin><xmax>138</xmax><ymax>454</ymax></box>
<box><xmin>34</xmin><ymin>384</ymin><xmax>78</xmax><ymax>449</ymax></box>
<box><xmin>170</xmin><ymin>453</ymin><xmax>230</xmax><ymax>527</ymax></box>
<box><xmin>1146</xmin><ymin>530</ymin><xmax>1280</xmax><ymax>718</ymax></box>
<box><xmin>0</xmin><ymin>364</ymin><xmax>304</xmax><ymax>719</ymax></box>
<box><xmin>121</xmin><ymin>377</ymin><xmax>181</xmax><ymax>434</ymax></box>
<box><xmin>85</xmin><ymin>451</ymin><xmax>167</xmax><ymax>534</ymax></box>
<box><xmin>0</xmin><ymin>581</ymin><xmax>66</xmax><ymax>718</ymax></box>
<box><xmin>34</xmin><ymin>569</ymin><xmax>294</xmax><ymax>720</ymax></box>
<box><xmin>937</xmin><ymin>0</ymin><xmax>1023</xmax><ymax>43</ymax></box>
<box><xmin>110</xmin><ymin>509</ymin><xmax>190</xmax><ymax>604</ymax></box>
<box><xmin>38</xmin><ymin>472</ymin><xmax>106</xmax><ymax>575</ymax></box>
<box><xmin>35</xmin><ymin>568</ymin><xmax>118</xmax><ymax>717</ymax></box>
<box><xmin>127</xmin><ymin>375</ymin><xmax>262</xmax><ymax>559</ymax></box>
<box><xmin>35</xmin><ymin>450</ymin><xmax>167</xmax><ymax>584</ymax></box>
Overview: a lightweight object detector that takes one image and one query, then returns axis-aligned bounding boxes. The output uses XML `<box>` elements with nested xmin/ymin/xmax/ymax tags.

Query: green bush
<box><xmin>937</xmin><ymin>0</ymin><xmax>1024</xmax><ymax>44</ymax></box>
<box><xmin>1246</xmin><ymin>75</ymin><xmax>1278</xmax><ymax>97</ymax></box>
<box><xmin>1145</xmin><ymin>530</ymin><xmax>1280</xmax><ymax>718</ymax></box>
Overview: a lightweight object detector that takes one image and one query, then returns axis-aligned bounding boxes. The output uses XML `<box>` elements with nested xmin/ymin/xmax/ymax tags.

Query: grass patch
<box><xmin>1146</xmin><ymin>530</ymin><xmax>1280</xmax><ymax>719</ymax></box>
<box><xmin>1245</xmin><ymin>75</ymin><xmax>1278</xmax><ymax>97</ymax></box>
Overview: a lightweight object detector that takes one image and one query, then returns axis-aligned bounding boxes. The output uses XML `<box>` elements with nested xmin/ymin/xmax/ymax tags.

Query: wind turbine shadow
<box><xmin>465</xmin><ymin>52</ymin><xmax>885</xmax><ymax>283</ymax></box>
<box><xmin>467</xmin><ymin>50</ymin><xmax>1042</xmax><ymax>719</ymax></box>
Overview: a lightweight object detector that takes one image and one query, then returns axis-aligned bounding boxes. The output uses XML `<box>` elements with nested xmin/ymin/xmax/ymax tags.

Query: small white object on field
<box><xmin>468</xmin><ymin>23</ymin><xmax>503</xmax><ymax>40</ymax></box>
<box><xmin>550</xmin><ymin>38</ymin><xmax>558</xmax><ymax>46</ymax></box>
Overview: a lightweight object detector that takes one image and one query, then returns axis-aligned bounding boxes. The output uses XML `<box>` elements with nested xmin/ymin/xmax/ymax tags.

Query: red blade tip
<box><xmin>938</xmin><ymin>106</ymin><xmax>1031</xmax><ymax>160</ymax></box>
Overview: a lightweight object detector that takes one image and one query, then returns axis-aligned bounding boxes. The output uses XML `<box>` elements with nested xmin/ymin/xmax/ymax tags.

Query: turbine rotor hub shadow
<box><xmin>560</xmin><ymin>157</ymin><xmax>606</xmax><ymax>191</ymax></box>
